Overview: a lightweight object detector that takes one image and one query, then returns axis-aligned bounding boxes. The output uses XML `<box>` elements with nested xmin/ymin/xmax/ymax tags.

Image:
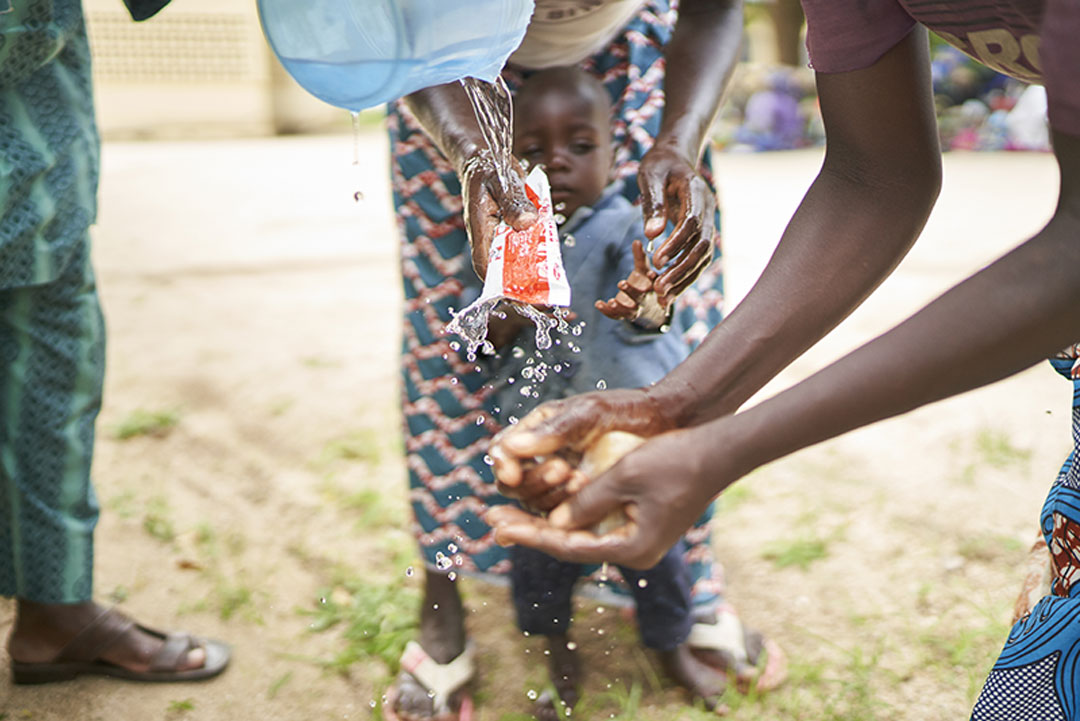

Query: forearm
<box><xmin>655</xmin><ymin>0</ymin><xmax>743</xmax><ymax>162</ymax></box>
<box><xmin>718</xmin><ymin>208</ymin><xmax>1080</xmax><ymax>489</ymax></box>
<box><xmin>652</xmin><ymin>159</ymin><xmax>940</xmax><ymax>425</ymax></box>
<box><xmin>647</xmin><ymin>30</ymin><xmax>943</xmax><ymax>426</ymax></box>
<box><xmin>403</xmin><ymin>83</ymin><xmax>485</xmax><ymax>173</ymax></box>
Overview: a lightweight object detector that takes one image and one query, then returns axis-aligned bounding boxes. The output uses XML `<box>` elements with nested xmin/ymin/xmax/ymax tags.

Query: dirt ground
<box><xmin>0</xmin><ymin>131</ymin><xmax>1066</xmax><ymax>721</ymax></box>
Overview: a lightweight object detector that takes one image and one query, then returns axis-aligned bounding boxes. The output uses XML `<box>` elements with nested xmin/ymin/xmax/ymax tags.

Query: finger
<box><xmin>547</xmin><ymin>469</ymin><xmax>624</xmax><ymax>530</ymax></box>
<box><xmin>621</xmin><ymin>272</ymin><xmax>653</xmax><ymax>297</ymax></box>
<box><xmin>659</xmin><ymin>247</ymin><xmax>713</xmax><ymax>305</ymax></box>
<box><xmin>489</xmin><ymin>438</ymin><xmax>523</xmax><ymax>487</ymax></box>
<box><xmin>613</xmin><ymin>290</ymin><xmax>639</xmax><ymax>313</ymax></box>
<box><xmin>491</xmin><ymin>514</ymin><xmax>638</xmax><ymax>565</ymax></box>
<box><xmin>631</xmin><ymin>239</ymin><xmax>648</xmax><ymax>273</ymax></box>
<box><xmin>637</xmin><ymin>169</ymin><xmax>668</xmax><ymax>239</ymax></box>
<box><xmin>535</xmin><ymin>456</ymin><xmax>574</xmax><ymax>486</ymax></box>
<box><xmin>595</xmin><ymin>298</ymin><xmax>635</xmax><ymax>320</ymax></box>
<box><xmin>491</xmin><ymin>165</ymin><xmax>539</xmax><ymax>231</ymax></box>
<box><xmin>652</xmin><ymin>239</ymin><xmax>712</xmax><ymax>302</ymax></box>
<box><xmin>653</xmin><ymin>182</ymin><xmax>715</xmax><ymax>268</ymax></box>
<box><xmin>655</xmin><ymin>238</ymin><xmax>713</xmax><ymax>300</ymax></box>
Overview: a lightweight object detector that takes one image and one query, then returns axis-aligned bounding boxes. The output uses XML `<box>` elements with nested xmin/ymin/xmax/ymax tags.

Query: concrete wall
<box><xmin>86</xmin><ymin>0</ymin><xmax>348</xmax><ymax>138</ymax></box>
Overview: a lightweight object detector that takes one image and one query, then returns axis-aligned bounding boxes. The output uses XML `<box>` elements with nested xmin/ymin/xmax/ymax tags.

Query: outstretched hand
<box><xmin>486</xmin><ymin>424</ymin><xmax>723</xmax><ymax>569</ymax></box>
<box><xmin>461</xmin><ymin>153</ymin><xmax>538</xmax><ymax>280</ymax></box>
<box><xmin>596</xmin><ymin>239</ymin><xmax>661</xmax><ymax>321</ymax></box>
<box><xmin>637</xmin><ymin>145</ymin><xmax>717</xmax><ymax>306</ymax></box>
<box><xmin>489</xmin><ymin>388</ymin><xmax>677</xmax><ymax>499</ymax></box>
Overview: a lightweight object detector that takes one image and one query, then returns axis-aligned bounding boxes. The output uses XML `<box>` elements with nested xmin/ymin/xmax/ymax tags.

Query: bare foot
<box><xmin>657</xmin><ymin>643</ymin><xmax>728</xmax><ymax>711</ymax></box>
<box><xmin>8</xmin><ymin>600</ymin><xmax>205</xmax><ymax>672</ymax></box>
<box><xmin>533</xmin><ymin>633</ymin><xmax>580</xmax><ymax>720</ymax></box>
<box><xmin>392</xmin><ymin>570</ymin><xmax>468</xmax><ymax>719</ymax></box>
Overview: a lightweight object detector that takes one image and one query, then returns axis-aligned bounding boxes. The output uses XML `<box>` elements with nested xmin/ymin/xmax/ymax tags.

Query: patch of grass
<box><xmin>167</xmin><ymin>698</ymin><xmax>195</xmax><ymax>712</ymax></box>
<box><xmin>762</xmin><ymin>534</ymin><xmax>831</xmax><ymax>570</ymax></box>
<box><xmin>714</xmin><ymin>480</ymin><xmax>753</xmax><ymax>514</ymax></box>
<box><xmin>974</xmin><ymin>428</ymin><xmax>1031</xmax><ymax>469</ymax></box>
<box><xmin>321</xmin><ymin>482</ymin><xmax>407</xmax><ymax>531</ymax></box>
<box><xmin>957</xmin><ymin>533</ymin><xmax>1025</xmax><ymax>563</ymax></box>
<box><xmin>107</xmin><ymin>489</ymin><xmax>138</xmax><ymax>519</ymax></box>
<box><xmin>143</xmin><ymin>495</ymin><xmax>175</xmax><ymax>542</ymax></box>
<box><xmin>267</xmin><ymin>671</ymin><xmax>293</xmax><ymax>699</ymax></box>
<box><xmin>111</xmin><ymin>408</ymin><xmax>180</xmax><ymax>440</ymax></box>
<box><xmin>319</xmin><ymin>428</ymin><xmax>382</xmax><ymax>465</ymax></box>
<box><xmin>300</xmin><ymin>572</ymin><xmax>420</xmax><ymax>674</ymax></box>
<box><xmin>301</xmin><ymin>355</ymin><xmax>342</xmax><ymax>369</ymax></box>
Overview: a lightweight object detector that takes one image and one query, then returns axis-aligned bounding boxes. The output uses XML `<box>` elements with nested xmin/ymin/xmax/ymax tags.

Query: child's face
<box><xmin>513</xmin><ymin>86</ymin><xmax>613</xmax><ymax>219</ymax></box>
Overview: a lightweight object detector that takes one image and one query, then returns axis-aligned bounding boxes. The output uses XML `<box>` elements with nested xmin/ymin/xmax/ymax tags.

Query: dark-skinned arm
<box><xmin>491</xmin><ymin>125</ymin><xmax>1080</xmax><ymax>570</ymax></box>
<box><xmin>490</xmin><ymin>30</ymin><xmax>940</xmax><ymax>495</ymax></box>
<box><xmin>402</xmin><ymin>84</ymin><xmax>536</xmax><ymax>279</ymax></box>
<box><xmin>632</xmin><ymin>0</ymin><xmax>743</xmax><ymax>303</ymax></box>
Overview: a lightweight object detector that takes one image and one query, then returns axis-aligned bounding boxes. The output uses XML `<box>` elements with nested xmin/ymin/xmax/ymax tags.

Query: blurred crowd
<box><xmin>714</xmin><ymin>38</ymin><xmax>1050</xmax><ymax>153</ymax></box>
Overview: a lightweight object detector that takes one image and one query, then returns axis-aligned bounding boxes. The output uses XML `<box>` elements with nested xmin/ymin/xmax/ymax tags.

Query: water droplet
<box><xmin>646</xmin><ymin>239</ymin><xmax>654</xmax><ymax>254</ymax></box>
<box><xmin>596</xmin><ymin>606</ymin><xmax>605</xmax><ymax>614</ymax></box>
<box><xmin>572</xmin><ymin>325</ymin><xmax>583</xmax><ymax>336</ymax></box>
<box><xmin>522</xmin><ymin>631</ymin><xmax>531</xmax><ymax>637</ymax></box>
<box><xmin>450</xmin><ymin>378</ymin><xmax>459</xmax><ymax>385</ymax></box>
<box><xmin>508</xmin><ymin>416</ymin><xmax>519</xmax><ymax>425</ymax></box>
<box><xmin>566</xmin><ymin>641</ymin><xmax>577</xmax><ymax>651</ymax></box>
<box><xmin>507</xmin><ymin>377</ymin><xmax>515</xmax><ymax>384</ymax></box>
<box><xmin>448</xmin><ymin>543</ymin><xmax>458</xmax><ymax>553</ymax></box>
<box><xmin>519</xmin><ymin>385</ymin><xmax>533</xmax><ymax>397</ymax></box>
<box><xmin>476</xmin><ymin>415</ymin><xmax>485</xmax><ymax>425</ymax></box>
<box><xmin>543</xmin><ymin>649</ymin><xmax>550</xmax><ymax>655</ymax></box>
<box><xmin>448</xmin><ymin>571</ymin><xmax>457</xmax><ymax>581</ymax></box>
<box><xmin>595</xmin><ymin>379</ymin><xmax>607</xmax><ymax>390</ymax></box>
<box><xmin>527</xmin><ymin>689</ymin><xmax>538</xmax><ymax>700</ymax></box>
<box><xmin>449</xmin><ymin>341</ymin><xmax>461</xmax><ymax>351</ymax></box>
<box><xmin>554</xmin><ymin>364</ymin><xmax>563</xmax><ymax>372</ymax></box>
<box><xmin>405</xmin><ymin>566</ymin><xmax>414</xmax><ymax>577</ymax></box>
<box><xmin>564</xmin><ymin>234</ymin><xmax>576</xmax><ymax>247</ymax></box>
<box><xmin>597</xmin><ymin>628</ymin><xmax>605</xmax><ymax>635</ymax></box>
<box><xmin>432</xmin><ymin>604</ymin><xmax>439</xmax><ymax>610</ymax></box>
<box><xmin>353</xmin><ymin>190</ymin><xmax>364</xmax><ymax>202</ymax></box>
<box><xmin>319</xmin><ymin>597</ymin><xmax>327</xmax><ymax>605</ymax></box>
<box><xmin>637</xmin><ymin>578</ymin><xmax>648</xmax><ymax>588</ymax></box>
<box><xmin>369</xmin><ymin>700</ymin><xmax>376</xmax><ymax>709</ymax></box>
<box><xmin>512</xmin><ymin>346</ymin><xmax>525</xmax><ymax>358</ymax></box>
<box><xmin>483</xmin><ymin>454</ymin><xmax>494</xmax><ymax>466</ymax></box>
<box><xmin>555</xmin><ymin>201</ymin><xmax>566</xmax><ymax>212</ymax></box>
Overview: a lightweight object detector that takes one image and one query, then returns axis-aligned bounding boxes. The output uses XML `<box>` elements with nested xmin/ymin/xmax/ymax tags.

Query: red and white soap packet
<box><xmin>481</xmin><ymin>165</ymin><xmax>570</xmax><ymax>308</ymax></box>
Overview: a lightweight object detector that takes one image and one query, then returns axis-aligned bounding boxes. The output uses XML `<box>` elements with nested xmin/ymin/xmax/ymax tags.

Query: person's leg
<box><xmin>510</xmin><ymin>545</ymin><xmax>582</xmax><ymax>720</ymax></box>
<box><xmin>621</xmin><ymin>543</ymin><xmax>727</xmax><ymax>710</ymax></box>
<box><xmin>387</xmin><ymin>99</ymin><xmax>513</xmax><ymax>717</ymax></box>
<box><xmin>0</xmin><ymin>242</ymin><xmax>209</xmax><ymax>674</ymax></box>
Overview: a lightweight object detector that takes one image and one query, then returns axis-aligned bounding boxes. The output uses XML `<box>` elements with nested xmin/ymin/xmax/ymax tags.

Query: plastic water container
<box><xmin>257</xmin><ymin>0</ymin><xmax>535</xmax><ymax>112</ymax></box>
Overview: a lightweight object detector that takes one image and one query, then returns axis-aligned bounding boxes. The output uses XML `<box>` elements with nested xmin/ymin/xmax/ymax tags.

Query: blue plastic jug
<box><xmin>257</xmin><ymin>0</ymin><xmax>535</xmax><ymax>112</ymax></box>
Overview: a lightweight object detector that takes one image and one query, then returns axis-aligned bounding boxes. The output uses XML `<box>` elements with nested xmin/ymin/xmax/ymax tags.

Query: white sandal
<box><xmin>385</xmin><ymin>641</ymin><xmax>476</xmax><ymax>721</ymax></box>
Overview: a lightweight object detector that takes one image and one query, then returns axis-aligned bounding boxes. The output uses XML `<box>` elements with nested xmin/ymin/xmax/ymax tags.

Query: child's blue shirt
<box><xmin>492</xmin><ymin>185</ymin><xmax>690</xmax><ymax>422</ymax></box>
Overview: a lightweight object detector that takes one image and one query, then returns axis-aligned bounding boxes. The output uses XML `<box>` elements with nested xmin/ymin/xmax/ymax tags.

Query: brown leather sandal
<box><xmin>11</xmin><ymin>607</ymin><xmax>230</xmax><ymax>684</ymax></box>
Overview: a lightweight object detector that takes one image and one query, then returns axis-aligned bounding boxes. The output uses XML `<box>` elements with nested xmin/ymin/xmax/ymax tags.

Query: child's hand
<box><xmin>595</xmin><ymin>240</ymin><xmax>659</xmax><ymax>320</ymax></box>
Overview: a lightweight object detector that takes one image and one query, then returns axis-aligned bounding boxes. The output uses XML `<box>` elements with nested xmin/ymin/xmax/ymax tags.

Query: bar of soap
<box><xmin>577</xmin><ymin>431</ymin><xmax>646</xmax><ymax>535</ymax></box>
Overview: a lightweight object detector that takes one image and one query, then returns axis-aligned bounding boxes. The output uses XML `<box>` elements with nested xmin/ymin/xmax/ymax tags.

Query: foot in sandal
<box><xmin>7</xmin><ymin>599</ymin><xmax>230</xmax><ymax>684</ymax></box>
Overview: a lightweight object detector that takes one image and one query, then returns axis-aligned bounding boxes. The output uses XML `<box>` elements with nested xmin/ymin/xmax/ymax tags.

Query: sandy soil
<box><xmin>0</xmin><ymin>131</ymin><xmax>1066</xmax><ymax>721</ymax></box>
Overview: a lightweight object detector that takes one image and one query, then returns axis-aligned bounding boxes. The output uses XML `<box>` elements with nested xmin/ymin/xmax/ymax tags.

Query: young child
<box><xmin>488</xmin><ymin>66</ymin><xmax>728</xmax><ymax>717</ymax></box>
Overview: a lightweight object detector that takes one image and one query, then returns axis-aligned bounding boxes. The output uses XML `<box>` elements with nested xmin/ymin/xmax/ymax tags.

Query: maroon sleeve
<box><xmin>1041</xmin><ymin>0</ymin><xmax>1080</xmax><ymax>137</ymax></box>
<box><xmin>801</xmin><ymin>0</ymin><xmax>917</xmax><ymax>74</ymax></box>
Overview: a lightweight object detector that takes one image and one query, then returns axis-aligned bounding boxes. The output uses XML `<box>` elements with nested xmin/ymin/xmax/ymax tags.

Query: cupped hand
<box><xmin>490</xmin><ymin>387</ymin><xmax>677</xmax><ymax>499</ymax></box>
<box><xmin>486</xmin><ymin>425</ymin><xmax>722</xmax><ymax>569</ymax></box>
<box><xmin>596</xmin><ymin>240</ymin><xmax>659</xmax><ymax>321</ymax></box>
<box><xmin>461</xmin><ymin>153</ymin><xmax>538</xmax><ymax>280</ymax></box>
<box><xmin>637</xmin><ymin>144</ymin><xmax>717</xmax><ymax>306</ymax></box>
